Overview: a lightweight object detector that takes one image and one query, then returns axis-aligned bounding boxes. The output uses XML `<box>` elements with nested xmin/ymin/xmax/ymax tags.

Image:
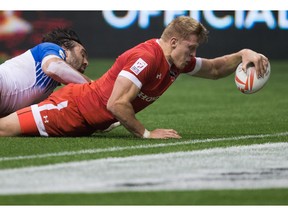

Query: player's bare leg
<box><xmin>0</xmin><ymin>112</ymin><xmax>22</xmax><ymax>136</ymax></box>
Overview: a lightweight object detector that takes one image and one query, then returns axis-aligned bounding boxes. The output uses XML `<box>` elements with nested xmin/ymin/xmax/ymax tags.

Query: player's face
<box><xmin>66</xmin><ymin>43</ymin><xmax>89</xmax><ymax>73</ymax></box>
<box><xmin>170</xmin><ymin>34</ymin><xmax>199</xmax><ymax>69</ymax></box>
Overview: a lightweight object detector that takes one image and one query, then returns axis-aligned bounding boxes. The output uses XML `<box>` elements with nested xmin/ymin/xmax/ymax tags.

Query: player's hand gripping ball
<box><xmin>235</xmin><ymin>62</ymin><xmax>271</xmax><ymax>94</ymax></box>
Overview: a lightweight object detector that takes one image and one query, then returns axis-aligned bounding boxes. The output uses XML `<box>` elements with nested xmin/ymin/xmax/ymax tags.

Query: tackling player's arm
<box><xmin>107</xmin><ymin>76</ymin><xmax>181</xmax><ymax>139</ymax></box>
<box><xmin>193</xmin><ymin>49</ymin><xmax>268</xmax><ymax>79</ymax></box>
<box><xmin>42</xmin><ymin>56</ymin><xmax>91</xmax><ymax>84</ymax></box>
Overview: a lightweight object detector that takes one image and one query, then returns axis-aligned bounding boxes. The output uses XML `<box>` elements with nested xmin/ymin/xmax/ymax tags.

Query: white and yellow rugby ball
<box><xmin>235</xmin><ymin>62</ymin><xmax>271</xmax><ymax>94</ymax></box>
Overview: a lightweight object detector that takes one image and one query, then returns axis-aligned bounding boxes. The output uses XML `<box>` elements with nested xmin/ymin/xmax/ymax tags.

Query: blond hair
<box><xmin>161</xmin><ymin>16</ymin><xmax>208</xmax><ymax>44</ymax></box>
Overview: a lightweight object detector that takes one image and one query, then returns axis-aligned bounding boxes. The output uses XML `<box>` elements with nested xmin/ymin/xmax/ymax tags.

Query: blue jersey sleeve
<box><xmin>30</xmin><ymin>42</ymin><xmax>66</xmax><ymax>62</ymax></box>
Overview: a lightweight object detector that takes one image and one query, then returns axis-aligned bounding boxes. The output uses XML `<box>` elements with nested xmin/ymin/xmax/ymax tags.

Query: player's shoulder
<box><xmin>131</xmin><ymin>39</ymin><xmax>159</xmax><ymax>61</ymax></box>
<box><xmin>30</xmin><ymin>42</ymin><xmax>65</xmax><ymax>62</ymax></box>
<box><xmin>139</xmin><ymin>39</ymin><xmax>159</xmax><ymax>53</ymax></box>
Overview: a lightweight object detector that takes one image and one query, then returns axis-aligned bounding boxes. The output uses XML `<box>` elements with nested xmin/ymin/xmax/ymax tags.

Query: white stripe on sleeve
<box><xmin>187</xmin><ymin>57</ymin><xmax>202</xmax><ymax>76</ymax></box>
<box><xmin>119</xmin><ymin>70</ymin><xmax>142</xmax><ymax>89</ymax></box>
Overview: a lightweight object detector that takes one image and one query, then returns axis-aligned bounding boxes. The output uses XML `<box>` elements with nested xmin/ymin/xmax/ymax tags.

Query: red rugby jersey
<box><xmin>75</xmin><ymin>39</ymin><xmax>200</xmax><ymax>130</ymax></box>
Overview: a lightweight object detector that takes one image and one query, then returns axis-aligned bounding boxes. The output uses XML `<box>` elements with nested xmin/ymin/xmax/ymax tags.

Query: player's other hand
<box><xmin>150</xmin><ymin>129</ymin><xmax>181</xmax><ymax>139</ymax></box>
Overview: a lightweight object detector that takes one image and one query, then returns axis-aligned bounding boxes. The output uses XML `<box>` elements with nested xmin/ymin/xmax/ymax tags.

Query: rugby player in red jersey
<box><xmin>0</xmin><ymin>16</ymin><xmax>269</xmax><ymax>139</ymax></box>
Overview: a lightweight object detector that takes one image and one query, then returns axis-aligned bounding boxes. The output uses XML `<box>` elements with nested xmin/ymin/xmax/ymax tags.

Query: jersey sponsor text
<box><xmin>137</xmin><ymin>91</ymin><xmax>159</xmax><ymax>102</ymax></box>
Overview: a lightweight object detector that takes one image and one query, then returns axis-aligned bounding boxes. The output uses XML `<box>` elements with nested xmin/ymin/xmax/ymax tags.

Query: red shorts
<box><xmin>16</xmin><ymin>99</ymin><xmax>95</xmax><ymax>137</ymax></box>
<box><xmin>17</xmin><ymin>106</ymin><xmax>39</xmax><ymax>136</ymax></box>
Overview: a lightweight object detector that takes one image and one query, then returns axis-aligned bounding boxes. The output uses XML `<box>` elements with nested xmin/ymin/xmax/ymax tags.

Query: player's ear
<box><xmin>62</xmin><ymin>47</ymin><xmax>70</xmax><ymax>59</ymax></box>
<box><xmin>170</xmin><ymin>37</ymin><xmax>178</xmax><ymax>49</ymax></box>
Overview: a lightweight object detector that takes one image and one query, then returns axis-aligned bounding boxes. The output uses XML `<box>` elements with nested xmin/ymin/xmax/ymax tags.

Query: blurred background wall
<box><xmin>0</xmin><ymin>10</ymin><xmax>287</xmax><ymax>60</ymax></box>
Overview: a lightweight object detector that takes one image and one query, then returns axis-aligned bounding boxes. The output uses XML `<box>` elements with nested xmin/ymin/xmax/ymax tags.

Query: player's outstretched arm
<box><xmin>194</xmin><ymin>49</ymin><xmax>268</xmax><ymax>79</ymax></box>
<box><xmin>42</xmin><ymin>57</ymin><xmax>91</xmax><ymax>84</ymax></box>
<box><xmin>107</xmin><ymin>76</ymin><xmax>181</xmax><ymax>139</ymax></box>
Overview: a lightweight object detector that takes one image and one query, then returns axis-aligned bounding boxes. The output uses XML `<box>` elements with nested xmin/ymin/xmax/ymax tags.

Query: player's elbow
<box><xmin>210</xmin><ymin>68</ymin><xmax>226</xmax><ymax>80</ymax></box>
<box><xmin>208</xmin><ymin>70</ymin><xmax>221</xmax><ymax>80</ymax></box>
<box><xmin>211</xmin><ymin>73</ymin><xmax>222</xmax><ymax>80</ymax></box>
<box><xmin>206</xmin><ymin>59</ymin><xmax>228</xmax><ymax>80</ymax></box>
<box><xmin>106</xmin><ymin>99</ymin><xmax>117</xmax><ymax>115</ymax></box>
<box><xmin>107</xmin><ymin>99</ymin><xmax>126</xmax><ymax>118</ymax></box>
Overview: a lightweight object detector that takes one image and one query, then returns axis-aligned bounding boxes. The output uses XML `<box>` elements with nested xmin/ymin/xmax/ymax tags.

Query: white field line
<box><xmin>1</xmin><ymin>131</ymin><xmax>288</xmax><ymax>162</ymax></box>
<box><xmin>0</xmin><ymin>142</ymin><xmax>288</xmax><ymax>195</ymax></box>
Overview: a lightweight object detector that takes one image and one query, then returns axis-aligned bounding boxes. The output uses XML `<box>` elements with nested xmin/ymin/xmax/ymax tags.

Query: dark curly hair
<box><xmin>42</xmin><ymin>28</ymin><xmax>83</xmax><ymax>49</ymax></box>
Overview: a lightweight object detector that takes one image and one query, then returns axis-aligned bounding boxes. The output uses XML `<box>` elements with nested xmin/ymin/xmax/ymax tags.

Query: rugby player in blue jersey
<box><xmin>0</xmin><ymin>28</ymin><xmax>91</xmax><ymax>117</ymax></box>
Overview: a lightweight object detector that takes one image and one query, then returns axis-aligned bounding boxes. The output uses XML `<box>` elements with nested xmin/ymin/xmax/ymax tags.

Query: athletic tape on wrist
<box><xmin>142</xmin><ymin>129</ymin><xmax>150</xmax><ymax>138</ymax></box>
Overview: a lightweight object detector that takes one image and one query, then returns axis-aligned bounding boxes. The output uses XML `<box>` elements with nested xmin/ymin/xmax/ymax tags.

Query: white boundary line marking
<box><xmin>1</xmin><ymin>142</ymin><xmax>288</xmax><ymax>195</ymax></box>
<box><xmin>1</xmin><ymin>131</ymin><xmax>288</xmax><ymax>162</ymax></box>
